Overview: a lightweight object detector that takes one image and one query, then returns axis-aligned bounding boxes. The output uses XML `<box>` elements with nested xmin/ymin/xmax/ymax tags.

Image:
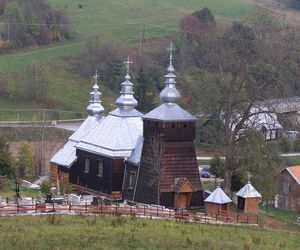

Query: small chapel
<box><xmin>50</xmin><ymin>42</ymin><xmax>204</xmax><ymax>209</ymax></box>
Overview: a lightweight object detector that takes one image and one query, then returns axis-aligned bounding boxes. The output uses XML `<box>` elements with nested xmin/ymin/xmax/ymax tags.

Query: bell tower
<box><xmin>134</xmin><ymin>42</ymin><xmax>203</xmax><ymax>209</ymax></box>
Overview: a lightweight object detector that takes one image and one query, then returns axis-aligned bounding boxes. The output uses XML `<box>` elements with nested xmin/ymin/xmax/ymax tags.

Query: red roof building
<box><xmin>277</xmin><ymin>166</ymin><xmax>300</xmax><ymax>212</ymax></box>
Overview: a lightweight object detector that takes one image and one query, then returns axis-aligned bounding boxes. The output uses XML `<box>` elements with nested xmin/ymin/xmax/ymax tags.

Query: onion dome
<box><xmin>160</xmin><ymin>41</ymin><xmax>181</xmax><ymax>104</ymax></box>
<box><xmin>115</xmin><ymin>56</ymin><xmax>138</xmax><ymax>110</ymax></box>
<box><xmin>87</xmin><ymin>71</ymin><xmax>104</xmax><ymax>116</ymax></box>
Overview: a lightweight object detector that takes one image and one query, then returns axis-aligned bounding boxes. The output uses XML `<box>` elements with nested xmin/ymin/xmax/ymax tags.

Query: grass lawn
<box><xmin>0</xmin><ymin>215</ymin><xmax>299</xmax><ymax>249</ymax></box>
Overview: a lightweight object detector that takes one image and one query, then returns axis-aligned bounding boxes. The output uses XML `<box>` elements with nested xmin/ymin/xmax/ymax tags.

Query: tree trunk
<box><xmin>224</xmin><ymin>145</ymin><xmax>234</xmax><ymax>195</ymax></box>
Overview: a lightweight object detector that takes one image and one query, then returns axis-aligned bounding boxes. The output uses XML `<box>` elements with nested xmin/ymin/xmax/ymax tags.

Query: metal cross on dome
<box><xmin>167</xmin><ymin>41</ymin><xmax>176</xmax><ymax>61</ymax></box>
<box><xmin>246</xmin><ymin>171</ymin><xmax>252</xmax><ymax>184</ymax></box>
<box><xmin>124</xmin><ymin>56</ymin><xmax>133</xmax><ymax>75</ymax></box>
<box><xmin>93</xmin><ymin>70</ymin><xmax>100</xmax><ymax>85</ymax></box>
<box><xmin>216</xmin><ymin>178</ymin><xmax>222</xmax><ymax>187</ymax></box>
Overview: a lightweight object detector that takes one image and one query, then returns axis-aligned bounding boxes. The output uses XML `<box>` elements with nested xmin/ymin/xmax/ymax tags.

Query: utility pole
<box><xmin>40</xmin><ymin>109</ymin><xmax>46</xmax><ymax>176</ymax></box>
<box><xmin>7</xmin><ymin>22</ymin><xmax>9</xmax><ymax>42</ymax></box>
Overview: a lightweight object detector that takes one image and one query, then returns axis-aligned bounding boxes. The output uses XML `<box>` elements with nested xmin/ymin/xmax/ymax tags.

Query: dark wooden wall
<box><xmin>143</xmin><ymin>120</ymin><xmax>195</xmax><ymax>141</ymax></box>
<box><xmin>135</xmin><ymin>119</ymin><xmax>204</xmax><ymax>207</ymax></box>
<box><xmin>69</xmin><ymin>149</ymin><xmax>125</xmax><ymax>194</ymax></box>
<box><xmin>122</xmin><ymin>163</ymin><xmax>137</xmax><ymax>201</ymax></box>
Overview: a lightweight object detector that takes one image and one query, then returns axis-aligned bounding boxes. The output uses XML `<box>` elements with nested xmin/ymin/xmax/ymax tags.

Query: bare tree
<box><xmin>143</xmin><ymin>134</ymin><xmax>165</xmax><ymax>205</ymax></box>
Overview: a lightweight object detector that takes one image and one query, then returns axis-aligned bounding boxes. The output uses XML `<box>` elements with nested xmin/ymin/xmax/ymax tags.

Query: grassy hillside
<box><xmin>50</xmin><ymin>0</ymin><xmax>255</xmax><ymax>38</ymax></box>
<box><xmin>0</xmin><ymin>0</ymin><xmax>255</xmax><ymax>120</ymax></box>
<box><xmin>0</xmin><ymin>215</ymin><xmax>299</xmax><ymax>249</ymax></box>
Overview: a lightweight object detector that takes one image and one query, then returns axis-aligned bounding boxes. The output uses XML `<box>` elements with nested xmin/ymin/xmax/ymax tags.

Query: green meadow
<box><xmin>0</xmin><ymin>0</ymin><xmax>255</xmax><ymax>74</ymax></box>
<box><xmin>0</xmin><ymin>0</ymin><xmax>256</xmax><ymax>119</ymax></box>
<box><xmin>0</xmin><ymin>215</ymin><xmax>299</xmax><ymax>250</ymax></box>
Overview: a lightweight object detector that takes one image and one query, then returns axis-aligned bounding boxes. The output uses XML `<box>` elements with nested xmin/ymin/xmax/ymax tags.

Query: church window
<box><xmin>129</xmin><ymin>171</ymin><xmax>136</xmax><ymax>190</ymax></box>
<box><xmin>84</xmin><ymin>158</ymin><xmax>90</xmax><ymax>173</ymax></box>
<box><xmin>97</xmin><ymin>159</ymin><xmax>104</xmax><ymax>177</ymax></box>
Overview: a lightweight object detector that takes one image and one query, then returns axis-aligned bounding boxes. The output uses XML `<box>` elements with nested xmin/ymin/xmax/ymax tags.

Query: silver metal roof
<box><xmin>50</xmin><ymin>140</ymin><xmax>78</xmax><ymax>167</ymax></box>
<box><xmin>160</xmin><ymin>42</ymin><xmax>180</xmax><ymax>104</ymax></box>
<box><xmin>76</xmin><ymin>115</ymin><xmax>143</xmax><ymax>158</ymax></box>
<box><xmin>236</xmin><ymin>183</ymin><xmax>262</xmax><ymax>198</ymax></box>
<box><xmin>143</xmin><ymin>103</ymin><xmax>196</xmax><ymax>121</ymax></box>
<box><xmin>204</xmin><ymin>186</ymin><xmax>232</xmax><ymax>204</ymax></box>
<box><xmin>86</xmin><ymin>71</ymin><xmax>104</xmax><ymax>116</ymax></box>
<box><xmin>50</xmin><ymin>116</ymin><xmax>104</xmax><ymax>167</ymax></box>
<box><xmin>115</xmin><ymin>56</ymin><xmax>139</xmax><ymax>113</ymax></box>
<box><xmin>127</xmin><ymin>135</ymin><xmax>144</xmax><ymax>166</ymax></box>
<box><xmin>76</xmin><ymin>57</ymin><xmax>143</xmax><ymax>158</ymax></box>
<box><xmin>51</xmin><ymin>73</ymin><xmax>105</xmax><ymax>167</ymax></box>
<box><xmin>144</xmin><ymin>42</ymin><xmax>195</xmax><ymax>122</ymax></box>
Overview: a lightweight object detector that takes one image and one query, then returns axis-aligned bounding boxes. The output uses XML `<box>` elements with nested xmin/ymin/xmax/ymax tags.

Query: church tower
<box><xmin>134</xmin><ymin>42</ymin><xmax>203</xmax><ymax>209</ymax></box>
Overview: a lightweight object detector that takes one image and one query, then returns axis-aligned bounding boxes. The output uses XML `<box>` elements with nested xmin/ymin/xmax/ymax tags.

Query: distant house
<box><xmin>277</xmin><ymin>166</ymin><xmax>300</xmax><ymax>212</ymax></box>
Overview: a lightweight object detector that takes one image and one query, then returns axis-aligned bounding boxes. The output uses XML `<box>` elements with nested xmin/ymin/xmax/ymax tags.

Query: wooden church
<box><xmin>50</xmin><ymin>43</ymin><xmax>203</xmax><ymax>209</ymax></box>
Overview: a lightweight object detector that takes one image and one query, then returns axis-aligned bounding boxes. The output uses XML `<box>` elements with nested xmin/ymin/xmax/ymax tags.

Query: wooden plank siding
<box><xmin>69</xmin><ymin>149</ymin><xmax>125</xmax><ymax>195</ymax></box>
<box><xmin>134</xmin><ymin>120</ymin><xmax>204</xmax><ymax>208</ymax></box>
<box><xmin>122</xmin><ymin>164</ymin><xmax>138</xmax><ymax>201</ymax></box>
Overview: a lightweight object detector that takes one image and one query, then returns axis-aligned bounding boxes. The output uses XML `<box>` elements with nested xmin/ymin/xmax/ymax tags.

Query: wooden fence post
<box><xmin>181</xmin><ymin>210</ymin><xmax>184</xmax><ymax>220</ymax></box>
<box><xmin>101</xmin><ymin>203</ymin><xmax>103</xmax><ymax>214</ymax></box>
<box><xmin>144</xmin><ymin>206</ymin><xmax>146</xmax><ymax>216</ymax></box>
<box><xmin>69</xmin><ymin>204</ymin><xmax>71</xmax><ymax>213</ymax></box>
<box><xmin>85</xmin><ymin>202</ymin><xmax>87</xmax><ymax>213</ymax></box>
<box><xmin>35</xmin><ymin>202</ymin><xmax>37</xmax><ymax>213</ymax></box>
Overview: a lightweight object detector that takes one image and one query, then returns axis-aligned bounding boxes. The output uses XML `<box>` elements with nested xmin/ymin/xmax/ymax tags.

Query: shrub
<box><xmin>40</xmin><ymin>180</ymin><xmax>50</xmax><ymax>194</ymax></box>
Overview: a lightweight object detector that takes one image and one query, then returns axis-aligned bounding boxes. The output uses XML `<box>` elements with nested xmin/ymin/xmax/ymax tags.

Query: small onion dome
<box><xmin>87</xmin><ymin>70</ymin><xmax>104</xmax><ymax>116</ymax></box>
<box><xmin>115</xmin><ymin>56</ymin><xmax>138</xmax><ymax>110</ymax></box>
<box><xmin>159</xmin><ymin>41</ymin><xmax>181</xmax><ymax>104</ymax></box>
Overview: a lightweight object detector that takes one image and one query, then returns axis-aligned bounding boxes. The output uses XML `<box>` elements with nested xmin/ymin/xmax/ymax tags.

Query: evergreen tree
<box><xmin>134</xmin><ymin>66</ymin><xmax>158</xmax><ymax>113</ymax></box>
<box><xmin>16</xmin><ymin>141</ymin><xmax>34</xmax><ymax>178</ymax></box>
<box><xmin>192</xmin><ymin>7</ymin><xmax>216</xmax><ymax>25</ymax></box>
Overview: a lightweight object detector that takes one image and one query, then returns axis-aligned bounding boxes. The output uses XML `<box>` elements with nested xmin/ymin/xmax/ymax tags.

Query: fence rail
<box><xmin>0</xmin><ymin>203</ymin><xmax>259</xmax><ymax>225</ymax></box>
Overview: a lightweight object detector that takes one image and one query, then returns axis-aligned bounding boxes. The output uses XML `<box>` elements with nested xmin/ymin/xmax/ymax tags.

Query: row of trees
<box><xmin>0</xmin><ymin>0</ymin><xmax>71</xmax><ymax>51</ymax></box>
<box><xmin>0</xmin><ymin>133</ymin><xmax>34</xmax><ymax>179</ymax></box>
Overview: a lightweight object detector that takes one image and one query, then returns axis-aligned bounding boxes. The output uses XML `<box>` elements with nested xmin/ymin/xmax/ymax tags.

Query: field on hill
<box><xmin>0</xmin><ymin>0</ymin><xmax>255</xmax><ymax>121</ymax></box>
<box><xmin>0</xmin><ymin>215</ymin><xmax>299</xmax><ymax>249</ymax></box>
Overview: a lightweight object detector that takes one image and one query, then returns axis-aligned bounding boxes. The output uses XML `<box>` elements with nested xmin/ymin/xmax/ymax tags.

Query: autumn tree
<box><xmin>183</xmin><ymin>15</ymin><xmax>300</xmax><ymax>194</ymax></box>
<box><xmin>16</xmin><ymin>141</ymin><xmax>34</xmax><ymax>178</ymax></box>
<box><xmin>238</xmin><ymin>132</ymin><xmax>283</xmax><ymax>212</ymax></box>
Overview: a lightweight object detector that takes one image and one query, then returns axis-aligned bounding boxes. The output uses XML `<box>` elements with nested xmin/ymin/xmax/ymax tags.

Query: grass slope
<box><xmin>0</xmin><ymin>0</ymin><xmax>255</xmax><ymax>119</ymax></box>
<box><xmin>0</xmin><ymin>215</ymin><xmax>299</xmax><ymax>249</ymax></box>
<box><xmin>0</xmin><ymin>0</ymin><xmax>255</xmax><ymax>74</ymax></box>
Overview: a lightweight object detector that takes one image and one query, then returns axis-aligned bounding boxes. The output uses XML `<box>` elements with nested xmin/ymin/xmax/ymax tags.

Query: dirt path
<box><xmin>246</xmin><ymin>0</ymin><xmax>300</xmax><ymax>26</ymax></box>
